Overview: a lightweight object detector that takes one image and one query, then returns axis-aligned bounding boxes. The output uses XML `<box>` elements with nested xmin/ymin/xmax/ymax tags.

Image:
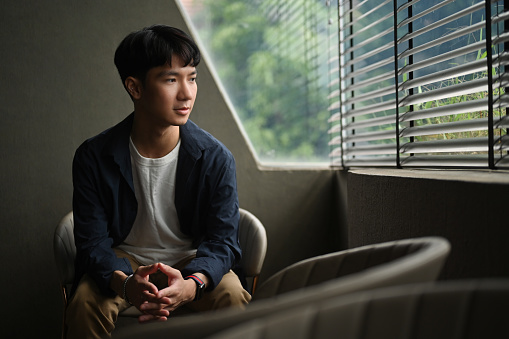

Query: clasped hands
<box><xmin>124</xmin><ymin>262</ymin><xmax>196</xmax><ymax>323</ymax></box>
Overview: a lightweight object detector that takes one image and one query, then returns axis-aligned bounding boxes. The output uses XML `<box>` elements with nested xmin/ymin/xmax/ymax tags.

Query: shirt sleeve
<box><xmin>72</xmin><ymin>144</ymin><xmax>133</xmax><ymax>296</ymax></box>
<box><xmin>180</xmin><ymin>152</ymin><xmax>241</xmax><ymax>290</ymax></box>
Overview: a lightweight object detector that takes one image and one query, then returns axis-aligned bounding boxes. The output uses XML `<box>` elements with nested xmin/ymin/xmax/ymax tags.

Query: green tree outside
<box><xmin>188</xmin><ymin>0</ymin><xmax>330</xmax><ymax>162</ymax></box>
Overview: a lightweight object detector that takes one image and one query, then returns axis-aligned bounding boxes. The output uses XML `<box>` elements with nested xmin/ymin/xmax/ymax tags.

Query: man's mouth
<box><xmin>175</xmin><ymin>107</ymin><xmax>190</xmax><ymax>114</ymax></box>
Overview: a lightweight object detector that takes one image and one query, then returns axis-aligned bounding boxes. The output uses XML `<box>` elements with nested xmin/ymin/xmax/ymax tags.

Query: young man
<box><xmin>66</xmin><ymin>25</ymin><xmax>251</xmax><ymax>338</ymax></box>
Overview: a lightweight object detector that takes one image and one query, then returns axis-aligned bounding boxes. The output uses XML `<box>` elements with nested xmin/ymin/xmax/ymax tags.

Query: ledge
<box><xmin>257</xmin><ymin>161</ymin><xmax>330</xmax><ymax>171</ymax></box>
<box><xmin>349</xmin><ymin>168</ymin><xmax>509</xmax><ymax>185</ymax></box>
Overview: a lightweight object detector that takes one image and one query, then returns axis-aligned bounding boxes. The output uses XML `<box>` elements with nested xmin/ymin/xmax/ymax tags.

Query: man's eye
<box><xmin>166</xmin><ymin>78</ymin><xmax>176</xmax><ymax>82</ymax></box>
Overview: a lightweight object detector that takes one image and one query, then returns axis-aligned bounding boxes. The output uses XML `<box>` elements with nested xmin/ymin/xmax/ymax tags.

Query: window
<box><xmin>181</xmin><ymin>0</ymin><xmax>508</xmax><ymax>169</ymax></box>
<box><xmin>180</xmin><ymin>0</ymin><xmax>331</xmax><ymax>164</ymax></box>
<box><xmin>329</xmin><ymin>0</ymin><xmax>509</xmax><ymax>169</ymax></box>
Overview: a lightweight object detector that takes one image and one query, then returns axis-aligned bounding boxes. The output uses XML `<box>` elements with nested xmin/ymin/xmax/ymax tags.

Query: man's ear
<box><xmin>125</xmin><ymin>77</ymin><xmax>142</xmax><ymax>100</ymax></box>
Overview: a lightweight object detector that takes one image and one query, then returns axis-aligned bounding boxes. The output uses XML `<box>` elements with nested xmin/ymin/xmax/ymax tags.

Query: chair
<box><xmin>113</xmin><ymin>237</ymin><xmax>450</xmax><ymax>339</ymax></box>
<box><xmin>53</xmin><ymin>208</ymin><xmax>267</xmax><ymax>336</ymax></box>
<box><xmin>238</xmin><ymin>208</ymin><xmax>268</xmax><ymax>294</ymax></box>
<box><xmin>207</xmin><ymin>279</ymin><xmax>509</xmax><ymax>339</ymax></box>
<box><xmin>251</xmin><ymin>235</ymin><xmax>449</xmax><ymax>301</ymax></box>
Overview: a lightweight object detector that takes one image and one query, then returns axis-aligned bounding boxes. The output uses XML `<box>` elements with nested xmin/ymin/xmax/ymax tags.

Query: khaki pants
<box><xmin>65</xmin><ymin>249</ymin><xmax>251</xmax><ymax>339</ymax></box>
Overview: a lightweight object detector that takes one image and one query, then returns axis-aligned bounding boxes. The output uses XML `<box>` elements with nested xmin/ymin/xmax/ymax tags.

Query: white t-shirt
<box><xmin>117</xmin><ymin>138</ymin><xmax>196</xmax><ymax>266</ymax></box>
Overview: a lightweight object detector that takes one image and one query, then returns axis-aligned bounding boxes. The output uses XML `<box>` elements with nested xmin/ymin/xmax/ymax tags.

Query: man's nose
<box><xmin>178</xmin><ymin>83</ymin><xmax>193</xmax><ymax>100</ymax></box>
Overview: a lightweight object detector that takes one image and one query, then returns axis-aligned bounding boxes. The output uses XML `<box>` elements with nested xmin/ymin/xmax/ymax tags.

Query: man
<box><xmin>66</xmin><ymin>25</ymin><xmax>251</xmax><ymax>338</ymax></box>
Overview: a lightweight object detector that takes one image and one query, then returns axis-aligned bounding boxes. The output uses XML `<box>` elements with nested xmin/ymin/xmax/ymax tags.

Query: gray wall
<box><xmin>0</xmin><ymin>1</ymin><xmax>341</xmax><ymax>337</ymax></box>
<box><xmin>347</xmin><ymin>169</ymin><xmax>509</xmax><ymax>281</ymax></box>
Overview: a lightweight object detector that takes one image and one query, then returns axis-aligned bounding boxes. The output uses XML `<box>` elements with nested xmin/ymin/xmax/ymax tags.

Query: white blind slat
<box><xmin>330</xmin><ymin>0</ymin><xmax>507</xmax><ymax>168</ymax></box>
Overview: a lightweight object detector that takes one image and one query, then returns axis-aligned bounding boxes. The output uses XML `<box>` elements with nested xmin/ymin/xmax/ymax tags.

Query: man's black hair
<box><xmin>114</xmin><ymin>25</ymin><xmax>201</xmax><ymax>89</ymax></box>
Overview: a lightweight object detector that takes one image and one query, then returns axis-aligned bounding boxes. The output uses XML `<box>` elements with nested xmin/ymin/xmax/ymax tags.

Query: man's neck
<box><xmin>130</xmin><ymin>118</ymin><xmax>180</xmax><ymax>159</ymax></box>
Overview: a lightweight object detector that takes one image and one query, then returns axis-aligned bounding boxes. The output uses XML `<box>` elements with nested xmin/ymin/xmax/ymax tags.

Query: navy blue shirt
<box><xmin>72</xmin><ymin>113</ymin><xmax>241</xmax><ymax>295</ymax></box>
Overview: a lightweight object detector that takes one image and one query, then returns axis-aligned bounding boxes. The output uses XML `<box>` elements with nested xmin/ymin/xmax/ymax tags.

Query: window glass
<box><xmin>180</xmin><ymin>0</ymin><xmax>331</xmax><ymax>164</ymax></box>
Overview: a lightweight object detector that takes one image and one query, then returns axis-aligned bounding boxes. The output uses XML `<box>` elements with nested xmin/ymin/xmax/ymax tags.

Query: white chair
<box><xmin>53</xmin><ymin>208</ymin><xmax>267</xmax><ymax>337</ymax></box>
<box><xmin>113</xmin><ymin>237</ymin><xmax>450</xmax><ymax>339</ymax></box>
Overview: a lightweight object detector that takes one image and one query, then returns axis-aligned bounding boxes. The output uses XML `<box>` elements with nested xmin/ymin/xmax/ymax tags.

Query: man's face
<box><xmin>136</xmin><ymin>55</ymin><xmax>197</xmax><ymax>127</ymax></box>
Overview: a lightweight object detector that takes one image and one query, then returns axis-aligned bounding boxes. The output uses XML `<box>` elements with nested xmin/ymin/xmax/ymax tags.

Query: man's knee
<box><xmin>214</xmin><ymin>287</ymin><xmax>251</xmax><ymax>308</ymax></box>
<box><xmin>209</xmin><ymin>271</ymin><xmax>251</xmax><ymax>309</ymax></box>
<box><xmin>66</xmin><ymin>275</ymin><xmax>123</xmax><ymax>338</ymax></box>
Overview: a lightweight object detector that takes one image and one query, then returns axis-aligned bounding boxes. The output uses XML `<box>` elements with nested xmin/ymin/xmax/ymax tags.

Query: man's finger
<box><xmin>138</xmin><ymin>314</ymin><xmax>168</xmax><ymax>323</ymax></box>
<box><xmin>135</xmin><ymin>263</ymin><xmax>161</xmax><ymax>277</ymax></box>
<box><xmin>156</xmin><ymin>263</ymin><xmax>181</xmax><ymax>277</ymax></box>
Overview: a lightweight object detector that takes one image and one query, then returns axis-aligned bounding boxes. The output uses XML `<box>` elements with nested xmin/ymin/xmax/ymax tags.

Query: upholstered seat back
<box><xmin>238</xmin><ymin>209</ymin><xmax>267</xmax><ymax>279</ymax></box>
<box><xmin>209</xmin><ymin>279</ymin><xmax>509</xmax><ymax>339</ymax></box>
<box><xmin>253</xmin><ymin>237</ymin><xmax>450</xmax><ymax>300</ymax></box>
<box><xmin>53</xmin><ymin>211</ymin><xmax>75</xmax><ymax>290</ymax></box>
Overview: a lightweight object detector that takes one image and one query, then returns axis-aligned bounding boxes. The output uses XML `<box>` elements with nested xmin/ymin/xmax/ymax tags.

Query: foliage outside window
<box><xmin>180</xmin><ymin>0</ymin><xmax>331</xmax><ymax>164</ymax></box>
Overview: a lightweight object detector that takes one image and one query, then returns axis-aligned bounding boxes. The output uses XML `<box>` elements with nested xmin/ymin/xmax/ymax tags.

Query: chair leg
<box><xmin>251</xmin><ymin>276</ymin><xmax>259</xmax><ymax>295</ymax></box>
<box><xmin>60</xmin><ymin>286</ymin><xmax>68</xmax><ymax>339</ymax></box>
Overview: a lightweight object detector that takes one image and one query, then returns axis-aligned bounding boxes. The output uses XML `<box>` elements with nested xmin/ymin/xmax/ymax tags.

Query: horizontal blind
<box><xmin>396</xmin><ymin>0</ymin><xmax>508</xmax><ymax>168</ymax></box>
<box><xmin>330</xmin><ymin>0</ymin><xmax>508</xmax><ymax>168</ymax></box>
<box><xmin>329</xmin><ymin>0</ymin><xmax>396</xmax><ymax>167</ymax></box>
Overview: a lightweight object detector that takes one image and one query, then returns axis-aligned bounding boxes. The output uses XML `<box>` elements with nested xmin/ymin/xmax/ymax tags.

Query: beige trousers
<box><xmin>65</xmin><ymin>249</ymin><xmax>251</xmax><ymax>339</ymax></box>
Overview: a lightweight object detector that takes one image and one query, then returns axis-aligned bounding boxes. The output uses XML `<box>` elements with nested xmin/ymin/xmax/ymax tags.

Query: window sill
<box><xmin>257</xmin><ymin>161</ymin><xmax>330</xmax><ymax>171</ymax></box>
<box><xmin>348</xmin><ymin>168</ymin><xmax>509</xmax><ymax>185</ymax></box>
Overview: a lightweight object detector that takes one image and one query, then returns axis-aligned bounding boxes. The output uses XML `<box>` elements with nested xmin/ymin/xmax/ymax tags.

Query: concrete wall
<box><xmin>0</xmin><ymin>1</ymin><xmax>341</xmax><ymax>337</ymax></box>
<box><xmin>347</xmin><ymin>169</ymin><xmax>509</xmax><ymax>281</ymax></box>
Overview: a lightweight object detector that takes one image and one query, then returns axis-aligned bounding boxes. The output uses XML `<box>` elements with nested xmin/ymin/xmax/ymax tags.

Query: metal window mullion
<box><xmin>393</xmin><ymin>0</ymin><xmax>401</xmax><ymax>167</ymax></box>
<box><xmin>505</xmin><ymin>0</ymin><xmax>509</xmax><ymax>167</ymax></box>
<box><xmin>485</xmin><ymin>0</ymin><xmax>495</xmax><ymax>168</ymax></box>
